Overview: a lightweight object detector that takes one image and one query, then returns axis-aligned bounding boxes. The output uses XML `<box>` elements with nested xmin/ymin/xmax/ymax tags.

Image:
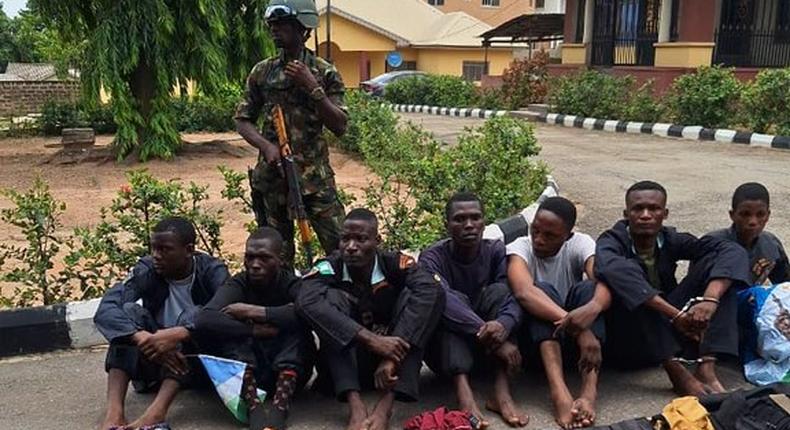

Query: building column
<box><xmin>561</xmin><ymin>0</ymin><xmax>591</xmax><ymax>65</ymax></box>
<box><xmin>654</xmin><ymin>0</ymin><xmax>716</xmax><ymax>67</ymax></box>
<box><xmin>583</xmin><ymin>0</ymin><xmax>594</xmax><ymax>44</ymax></box>
<box><xmin>658</xmin><ymin>0</ymin><xmax>672</xmax><ymax>43</ymax></box>
<box><xmin>358</xmin><ymin>51</ymin><xmax>370</xmax><ymax>82</ymax></box>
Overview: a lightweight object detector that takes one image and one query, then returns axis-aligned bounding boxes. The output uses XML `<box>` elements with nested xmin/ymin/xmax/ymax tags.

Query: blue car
<box><xmin>360</xmin><ymin>71</ymin><xmax>426</xmax><ymax>97</ymax></box>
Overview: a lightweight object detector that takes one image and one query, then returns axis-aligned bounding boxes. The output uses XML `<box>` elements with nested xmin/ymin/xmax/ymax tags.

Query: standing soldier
<box><xmin>235</xmin><ymin>0</ymin><xmax>348</xmax><ymax>268</ymax></box>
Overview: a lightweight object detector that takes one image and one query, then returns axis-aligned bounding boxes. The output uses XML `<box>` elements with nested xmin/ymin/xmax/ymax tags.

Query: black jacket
<box><xmin>595</xmin><ymin>220</ymin><xmax>750</xmax><ymax>311</ymax></box>
<box><xmin>297</xmin><ymin>251</ymin><xmax>445</xmax><ymax>349</ymax></box>
<box><xmin>94</xmin><ymin>253</ymin><xmax>230</xmax><ymax>342</ymax></box>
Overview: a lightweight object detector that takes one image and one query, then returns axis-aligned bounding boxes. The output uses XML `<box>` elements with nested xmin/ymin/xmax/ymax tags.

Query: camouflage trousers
<box><xmin>251</xmin><ymin>167</ymin><xmax>345</xmax><ymax>268</ymax></box>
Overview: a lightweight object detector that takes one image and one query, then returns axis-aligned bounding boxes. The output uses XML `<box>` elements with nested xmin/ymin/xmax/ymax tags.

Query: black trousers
<box><xmin>194</xmin><ymin>309</ymin><xmax>316</xmax><ymax>392</ymax></box>
<box><xmin>604</xmin><ymin>255</ymin><xmax>738</xmax><ymax>368</ymax></box>
<box><xmin>425</xmin><ymin>282</ymin><xmax>513</xmax><ymax>376</ymax></box>
<box><xmin>104</xmin><ymin>303</ymin><xmax>209</xmax><ymax>392</ymax></box>
<box><xmin>529</xmin><ymin>280</ymin><xmax>606</xmax><ymax>344</ymax></box>
<box><xmin>316</xmin><ymin>288</ymin><xmax>439</xmax><ymax>402</ymax></box>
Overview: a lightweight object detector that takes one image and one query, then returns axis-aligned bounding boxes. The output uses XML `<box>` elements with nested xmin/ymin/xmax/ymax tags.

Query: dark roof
<box><xmin>479</xmin><ymin>13</ymin><xmax>565</xmax><ymax>43</ymax></box>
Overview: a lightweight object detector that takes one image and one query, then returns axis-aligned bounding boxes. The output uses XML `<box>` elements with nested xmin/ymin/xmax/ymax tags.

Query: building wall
<box><xmin>423</xmin><ymin>0</ymin><xmax>534</xmax><ymax>26</ymax></box>
<box><xmin>416</xmin><ymin>48</ymin><xmax>513</xmax><ymax>76</ymax></box>
<box><xmin>0</xmin><ymin>81</ymin><xmax>81</xmax><ymax>116</ymax></box>
<box><xmin>315</xmin><ymin>13</ymin><xmax>396</xmax><ymax>52</ymax></box>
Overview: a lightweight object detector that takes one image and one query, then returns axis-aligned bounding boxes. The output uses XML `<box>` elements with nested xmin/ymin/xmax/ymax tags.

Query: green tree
<box><xmin>0</xmin><ymin>3</ymin><xmax>14</xmax><ymax>70</ymax></box>
<box><xmin>30</xmin><ymin>0</ymin><xmax>274</xmax><ymax>160</ymax></box>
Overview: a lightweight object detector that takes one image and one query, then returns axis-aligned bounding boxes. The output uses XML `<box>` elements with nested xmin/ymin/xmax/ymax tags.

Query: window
<box><xmin>462</xmin><ymin>61</ymin><xmax>489</xmax><ymax>82</ymax></box>
<box><xmin>482</xmin><ymin>0</ymin><xmax>500</xmax><ymax>7</ymax></box>
<box><xmin>535</xmin><ymin>0</ymin><xmax>546</xmax><ymax>8</ymax></box>
<box><xmin>778</xmin><ymin>0</ymin><xmax>790</xmax><ymax>42</ymax></box>
<box><xmin>427</xmin><ymin>0</ymin><xmax>444</xmax><ymax>5</ymax></box>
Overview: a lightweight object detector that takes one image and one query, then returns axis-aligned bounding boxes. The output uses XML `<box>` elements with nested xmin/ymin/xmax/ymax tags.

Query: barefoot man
<box><xmin>421</xmin><ymin>192</ymin><xmax>528</xmax><ymax>428</ymax></box>
<box><xmin>508</xmin><ymin>197</ymin><xmax>607</xmax><ymax>429</ymax></box>
<box><xmin>297</xmin><ymin>209</ymin><xmax>445</xmax><ymax>430</ymax></box>
<box><xmin>596</xmin><ymin>181</ymin><xmax>749</xmax><ymax>396</ymax></box>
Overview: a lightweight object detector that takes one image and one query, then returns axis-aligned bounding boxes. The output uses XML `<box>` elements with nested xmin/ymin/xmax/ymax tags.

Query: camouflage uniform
<box><xmin>235</xmin><ymin>48</ymin><xmax>346</xmax><ymax>266</ymax></box>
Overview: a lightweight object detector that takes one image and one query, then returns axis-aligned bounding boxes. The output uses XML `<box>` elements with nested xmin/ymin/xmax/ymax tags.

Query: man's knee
<box><xmin>484</xmin><ymin>282</ymin><xmax>511</xmax><ymax>304</ymax></box>
<box><xmin>122</xmin><ymin>303</ymin><xmax>157</xmax><ymax>331</ymax></box>
<box><xmin>567</xmin><ymin>279</ymin><xmax>596</xmax><ymax>309</ymax></box>
<box><xmin>534</xmin><ymin>281</ymin><xmax>564</xmax><ymax>306</ymax></box>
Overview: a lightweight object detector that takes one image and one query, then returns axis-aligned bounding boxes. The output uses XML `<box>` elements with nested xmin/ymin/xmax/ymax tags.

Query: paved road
<box><xmin>4</xmin><ymin>114</ymin><xmax>789</xmax><ymax>430</ymax></box>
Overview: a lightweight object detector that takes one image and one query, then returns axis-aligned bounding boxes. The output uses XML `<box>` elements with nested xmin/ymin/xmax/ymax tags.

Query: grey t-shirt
<box><xmin>156</xmin><ymin>272</ymin><xmax>196</xmax><ymax>328</ymax></box>
<box><xmin>506</xmin><ymin>232</ymin><xmax>596</xmax><ymax>302</ymax></box>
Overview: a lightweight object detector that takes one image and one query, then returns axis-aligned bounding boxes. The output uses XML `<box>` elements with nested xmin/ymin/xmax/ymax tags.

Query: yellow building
<box><xmin>314</xmin><ymin>0</ymin><xmax>515</xmax><ymax>87</ymax></box>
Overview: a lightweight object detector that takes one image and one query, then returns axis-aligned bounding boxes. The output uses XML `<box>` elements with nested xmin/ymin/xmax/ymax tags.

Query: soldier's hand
<box><xmin>285</xmin><ymin>60</ymin><xmax>320</xmax><ymax>91</ymax></box>
<box><xmin>261</xmin><ymin>143</ymin><xmax>283</xmax><ymax>176</ymax></box>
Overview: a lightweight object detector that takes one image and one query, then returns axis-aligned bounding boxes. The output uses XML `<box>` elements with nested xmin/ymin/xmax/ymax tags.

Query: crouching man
<box><xmin>297</xmin><ymin>209</ymin><xmax>445</xmax><ymax>430</ymax></box>
<box><xmin>195</xmin><ymin>227</ymin><xmax>315</xmax><ymax>430</ymax></box>
<box><xmin>94</xmin><ymin>217</ymin><xmax>229</xmax><ymax>430</ymax></box>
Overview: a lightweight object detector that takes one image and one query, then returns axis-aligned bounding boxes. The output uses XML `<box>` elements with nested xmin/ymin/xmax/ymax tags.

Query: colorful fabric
<box><xmin>403</xmin><ymin>407</ymin><xmax>474</xmax><ymax>430</ymax></box>
<box><xmin>739</xmin><ymin>282</ymin><xmax>790</xmax><ymax>385</ymax></box>
<box><xmin>198</xmin><ymin>354</ymin><xmax>266</xmax><ymax>423</ymax></box>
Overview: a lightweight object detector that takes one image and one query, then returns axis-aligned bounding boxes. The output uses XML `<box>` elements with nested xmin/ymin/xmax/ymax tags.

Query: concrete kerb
<box><xmin>388</xmin><ymin>103</ymin><xmax>790</xmax><ymax>151</ymax></box>
<box><xmin>0</xmin><ymin>177</ymin><xmax>560</xmax><ymax>358</ymax></box>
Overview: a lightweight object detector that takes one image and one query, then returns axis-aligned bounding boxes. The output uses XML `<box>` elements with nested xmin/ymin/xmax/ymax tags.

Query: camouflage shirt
<box><xmin>235</xmin><ymin>48</ymin><xmax>346</xmax><ymax>194</ymax></box>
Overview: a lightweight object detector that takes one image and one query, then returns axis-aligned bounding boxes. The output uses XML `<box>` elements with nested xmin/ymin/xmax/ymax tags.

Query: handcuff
<box><xmin>670</xmin><ymin>296</ymin><xmax>720</xmax><ymax>323</ymax></box>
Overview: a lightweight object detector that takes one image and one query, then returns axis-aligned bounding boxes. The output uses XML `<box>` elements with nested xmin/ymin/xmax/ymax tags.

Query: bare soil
<box><xmin>0</xmin><ymin>133</ymin><xmax>374</xmax><ymax>299</ymax></box>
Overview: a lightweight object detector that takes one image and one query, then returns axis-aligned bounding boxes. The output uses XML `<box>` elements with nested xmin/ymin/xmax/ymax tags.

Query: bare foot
<box><xmin>363</xmin><ymin>394</ymin><xmax>394</xmax><ymax>430</ymax></box>
<box><xmin>99</xmin><ymin>415</ymin><xmax>127</xmax><ymax>430</ymax></box>
<box><xmin>127</xmin><ymin>413</ymin><xmax>166</xmax><ymax>429</ymax></box>
<box><xmin>695</xmin><ymin>360</ymin><xmax>726</xmax><ymax>393</ymax></box>
<box><xmin>485</xmin><ymin>398</ymin><xmax>529</xmax><ymax>427</ymax></box>
<box><xmin>346</xmin><ymin>393</ymin><xmax>368</xmax><ymax>430</ymax></box>
<box><xmin>551</xmin><ymin>390</ymin><xmax>575</xmax><ymax>430</ymax></box>
<box><xmin>459</xmin><ymin>397</ymin><xmax>489</xmax><ymax>429</ymax></box>
<box><xmin>664</xmin><ymin>361</ymin><xmax>709</xmax><ymax>397</ymax></box>
<box><xmin>571</xmin><ymin>397</ymin><xmax>596</xmax><ymax>428</ymax></box>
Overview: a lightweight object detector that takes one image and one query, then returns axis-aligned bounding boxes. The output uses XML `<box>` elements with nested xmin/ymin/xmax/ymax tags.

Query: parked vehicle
<box><xmin>360</xmin><ymin>71</ymin><xmax>426</xmax><ymax>97</ymax></box>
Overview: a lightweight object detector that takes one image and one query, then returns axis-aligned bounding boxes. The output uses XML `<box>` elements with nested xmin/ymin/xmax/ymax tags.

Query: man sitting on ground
<box><xmin>420</xmin><ymin>192</ymin><xmax>527</xmax><ymax>429</ymax></box>
<box><xmin>94</xmin><ymin>217</ymin><xmax>230</xmax><ymax>430</ymax></box>
<box><xmin>507</xmin><ymin>196</ymin><xmax>607</xmax><ymax>429</ymax></box>
<box><xmin>595</xmin><ymin>181</ymin><xmax>749</xmax><ymax>396</ymax></box>
<box><xmin>195</xmin><ymin>227</ymin><xmax>315</xmax><ymax>430</ymax></box>
<box><xmin>707</xmin><ymin>182</ymin><xmax>788</xmax><ymax>286</ymax></box>
<box><xmin>297</xmin><ymin>208</ymin><xmax>445</xmax><ymax>430</ymax></box>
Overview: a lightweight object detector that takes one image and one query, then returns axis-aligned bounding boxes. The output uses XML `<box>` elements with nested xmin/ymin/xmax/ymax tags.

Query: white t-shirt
<box><xmin>506</xmin><ymin>232</ymin><xmax>596</xmax><ymax>302</ymax></box>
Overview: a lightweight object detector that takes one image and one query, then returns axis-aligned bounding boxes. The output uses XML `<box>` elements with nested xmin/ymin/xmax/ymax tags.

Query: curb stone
<box><xmin>0</xmin><ymin>179</ymin><xmax>558</xmax><ymax>358</ymax></box>
<box><xmin>388</xmin><ymin>103</ymin><xmax>790</xmax><ymax>150</ymax></box>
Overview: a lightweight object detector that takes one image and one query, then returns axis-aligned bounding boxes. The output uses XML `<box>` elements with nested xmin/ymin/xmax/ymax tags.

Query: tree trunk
<box><xmin>129</xmin><ymin>60</ymin><xmax>155</xmax><ymax>124</ymax></box>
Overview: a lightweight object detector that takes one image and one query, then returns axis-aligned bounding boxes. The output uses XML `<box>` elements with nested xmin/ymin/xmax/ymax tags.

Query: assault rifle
<box><xmin>272</xmin><ymin>104</ymin><xmax>313</xmax><ymax>267</ymax></box>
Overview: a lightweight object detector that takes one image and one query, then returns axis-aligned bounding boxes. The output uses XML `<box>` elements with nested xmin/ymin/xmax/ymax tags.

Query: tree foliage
<box><xmin>30</xmin><ymin>0</ymin><xmax>274</xmax><ymax>160</ymax></box>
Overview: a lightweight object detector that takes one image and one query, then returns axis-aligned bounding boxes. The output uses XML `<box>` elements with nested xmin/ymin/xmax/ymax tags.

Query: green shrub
<box><xmin>384</xmin><ymin>74</ymin><xmax>478</xmax><ymax>107</ymax></box>
<box><xmin>667</xmin><ymin>66</ymin><xmax>741</xmax><ymax>129</ymax></box>
<box><xmin>337</xmin><ymin>90</ymin><xmax>398</xmax><ymax>154</ymax></box>
<box><xmin>475</xmin><ymin>87</ymin><xmax>507</xmax><ymax>110</ymax></box>
<box><xmin>171</xmin><ymin>83</ymin><xmax>241</xmax><ymax>133</ymax></box>
<box><xmin>742</xmin><ymin>68</ymin><xmax>790</xmax><ymax>135</ymax></box>
<box><xmin>548</xmin><ymin>70</ymin><xmax>632</xmax><ymax>119</ymax></box>
<box><xmin>499</xmin><ymin>51</ymin><xmax>549</xmax><ymax>109</ymax></box>
<box><xmin>357</xmin><ymin>115</ymin><xmax>547</xmax><ymax>251</ymax></box>
<box><xmin>621</xmin><ymin>80</ymin><xmax>665</xmax><ymax>123</ymax></box>
<box><xmin>40</xmin><ymin>100</ymin><xmax>117</xmax><ymax>136</ymax></box>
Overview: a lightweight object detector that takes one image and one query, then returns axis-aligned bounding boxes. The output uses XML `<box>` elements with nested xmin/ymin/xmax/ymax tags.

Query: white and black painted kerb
<box><xmin>0</xmin><ymin>298</ymin><xmax>102</xmax><ymax>357</ymax></box>
<box><xmin>0</xmin><ymin>179</ymin><xmax>558</xmax><ymax>357</ymax></box>
<box><xmin>388</xmin><ymin>103</ymin><xmax>510</xmax><ymax>119</ymax></box>
<box><xmin>537</xmin><ymin>113</ymin><xmax>790</xmax><ymax>150</ymax></box>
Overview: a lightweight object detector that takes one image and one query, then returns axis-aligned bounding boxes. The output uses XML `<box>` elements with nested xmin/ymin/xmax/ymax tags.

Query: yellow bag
<box><xmin>661</xmin><ymin>397</ymin><xmax>714</xmax><ymax>430</ymax></box>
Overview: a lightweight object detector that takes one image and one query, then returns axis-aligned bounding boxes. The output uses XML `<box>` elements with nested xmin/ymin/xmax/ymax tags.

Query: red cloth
<box><xmin>403</xmin><ymin>407</ymin><xmax>473</xmax><ymax>430</ymax></box>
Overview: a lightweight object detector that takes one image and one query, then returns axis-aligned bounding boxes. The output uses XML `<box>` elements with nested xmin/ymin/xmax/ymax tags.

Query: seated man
<box><xmin>94</xmin><ymin>217</ymin><xmax>230</xmax><ymax>430</ymax></box>
<box><xmin>507</xmin><ymin>196</ymin><xmax>607</xmax><ymax>429</ymax></box>
<box><xmin>420</xmin><ymin>192</ymin><xmax>527</xmax><ymax>429</ymax></box>
<box><xmin>195</xmin><ymin>227</ymin><xmax>315</xmax><ymax>430</ymax></box>
<box><xmin>707</xmin><ymin>182</ymin><xmax>788</xmax><ymax>286</ymax></box>
<box><xmin>596</xmin><ymin>181</ymin><xmax>750</xmax><ymax>396</ymax></box>
<box><xmin>297</xmin><ymin>208</ymin><xmax>445</xmax><ymax>430</ymax></box>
